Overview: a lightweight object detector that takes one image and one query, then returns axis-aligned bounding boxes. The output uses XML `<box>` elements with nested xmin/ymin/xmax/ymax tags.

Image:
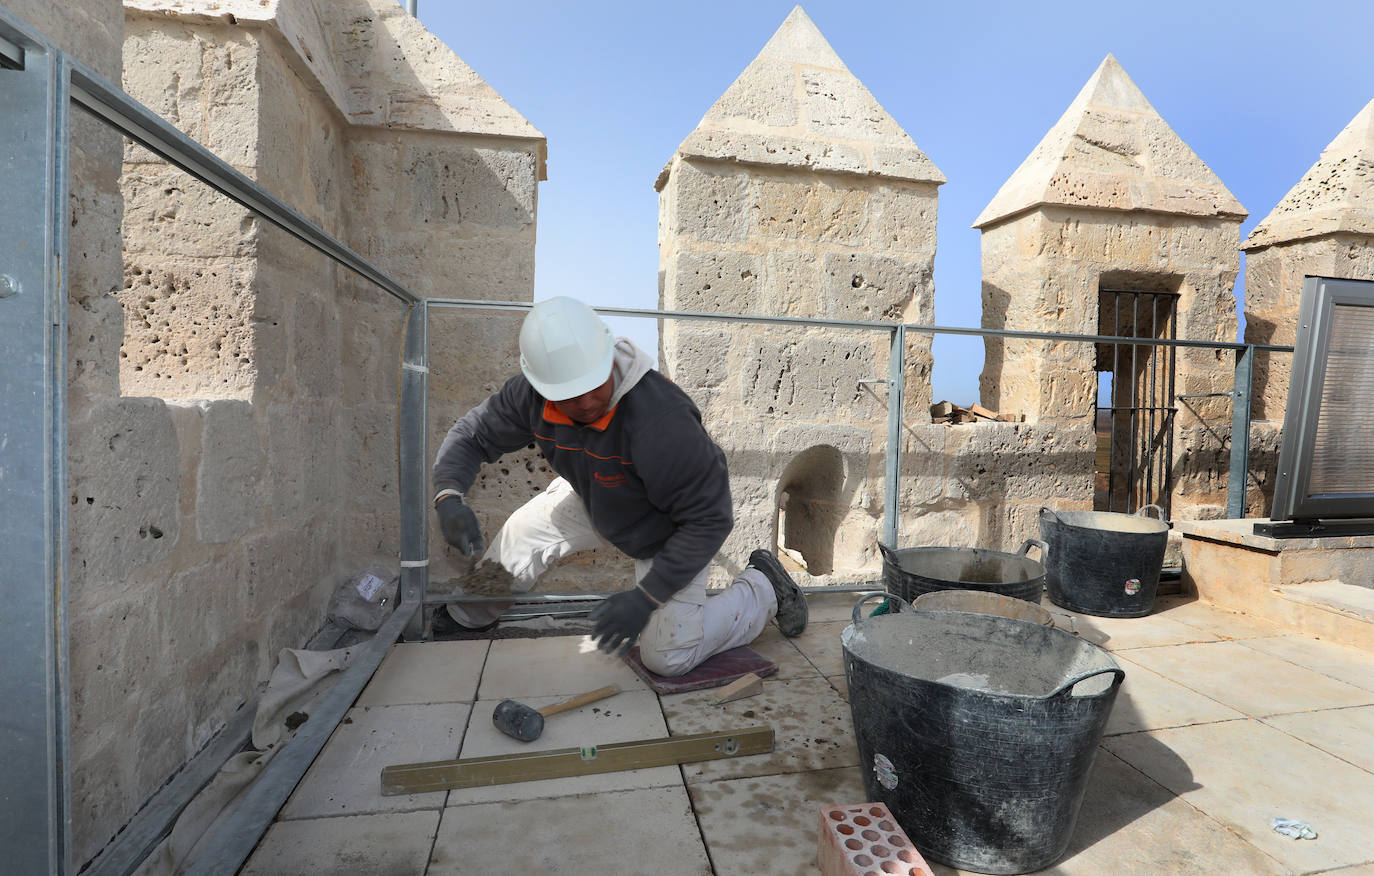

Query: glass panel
<box><xmin>1308</xmin><ymin>304</ymin><xmax>1374</xmax><ymax>495</ymax></box>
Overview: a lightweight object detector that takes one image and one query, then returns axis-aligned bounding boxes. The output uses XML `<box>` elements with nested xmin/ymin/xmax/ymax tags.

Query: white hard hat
<box><xmin>519</xmin><ymin>297</ymin><xmax>615</xmax><ymax>401</ymax></box>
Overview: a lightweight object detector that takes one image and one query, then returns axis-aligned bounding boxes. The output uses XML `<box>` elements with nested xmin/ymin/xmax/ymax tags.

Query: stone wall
<box><xmin>55</xmin><ymin>0</ymin><xmax>544</xmax><ymax>866</ymax></box>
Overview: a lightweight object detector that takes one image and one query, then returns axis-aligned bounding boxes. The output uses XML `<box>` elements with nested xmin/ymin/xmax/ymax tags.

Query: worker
<box><xmin>430</xmin><ymin>296</ymin><xmax>807</xmax><ymax>676</ymax></box>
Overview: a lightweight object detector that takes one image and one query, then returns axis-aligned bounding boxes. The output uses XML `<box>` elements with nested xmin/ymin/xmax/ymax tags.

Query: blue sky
<box><xmin>411</xmin><ymin>0</ymin><xmax>1371</xmax><ymax>405</ymax></box>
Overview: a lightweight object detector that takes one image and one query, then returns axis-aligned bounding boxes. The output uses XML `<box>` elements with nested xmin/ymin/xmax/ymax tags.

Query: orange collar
<box><xmin>542</xmin><ymin>400</ymin><xmax>618</xmax><ymax>431</ymax></box>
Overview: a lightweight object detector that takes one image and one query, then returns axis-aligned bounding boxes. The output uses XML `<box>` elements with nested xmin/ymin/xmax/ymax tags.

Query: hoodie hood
<box><xmin>608</xmin><ymin>337</ymin><xmax>655</xmax><ymax>409</ymax></box>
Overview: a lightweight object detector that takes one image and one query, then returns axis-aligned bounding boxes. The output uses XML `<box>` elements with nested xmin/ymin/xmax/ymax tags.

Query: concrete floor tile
<box><xmin>1104</xmin><ymin>719</ymin><xmax>1374</xmax><ymax>873</ymax></box>
<box><xmin>662</xmin><ymin>676</ymin><xmax>859</xmax><ymax>783</ymax></box>
<box><xmin>924</xmin><ymin>749</ymin><xmax>1288</xmax><ymax>875</ymax></box>
<box><xmin>240</xmin><ymin>810</ymin><xmax>439</xmax><ymax>876</ymax></box>
<box><xmin>1105</xmin><ymin>655</ymin><xmax>1245</xmax><ymax>735</ymax></box>
<box><xmin>431</xmin><ymin>786</ymin><xmax>711</xmax><ymax>874</ymax></box>
<box><xmin>826</xmin><ymin>673</ymin><xmax>848</xmax><ymax>703</ymax></box>
<box><xmin>789</xmin><ymin>620</ymin><xmax>848</xmax><ymax>677</ymax></box>
<box><xmin>1121</xmin><ymin>640</ymin><xmax>1374</xmax><ymax>717</ymax></box>
<box><xmin>447</xmin><ymin>689</ymin><xmax>678</xmax><ymax>805</ymax></box>
<box><xmin>281</xmin><ymin>703</ymin><xmax>467</xmax><ymax>819</ymax></box>
<box><xmin>1062</xmin><ymin>609</ymin><xmax>1221</xmax><ymax>651</ymax></box>
<box><xmin>749</xmin><ymin>625</ymin><xmax>816</xmax><ymax>681</ymax></box>
<box><xmin>1153</xmin><ymin>595</ymin><xmax>1287</xmax><ymax>641</ymax></box>
<box><xmin>478</xmin><ymin>634</ymin><xmax>646</xmax><ymax>699</ymax></box>
<box><xmin>1240</xmin><ymin>635</ymin><xmax>1374</xmax><ymax>693</ymax></box>
<box><xmin>356</xmin><ymin>640</ymin><xmax>488</xmax><ymax>707</ymax></box>
<box><xmin>1265</xmin><ymin>705</ymin><xmax>1374</xmax><ymax>773</ymax></box>
<box><xmin>687</xmin><ymin>767</ymin><xmax>868</xmax><ymax>876</ymax></box>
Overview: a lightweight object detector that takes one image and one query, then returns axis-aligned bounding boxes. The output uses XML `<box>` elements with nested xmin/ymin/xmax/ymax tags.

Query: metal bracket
<box><xmin>380</xmin><ymin>725</ymin><xmax>774</xmax><ymax>795</ymax></box>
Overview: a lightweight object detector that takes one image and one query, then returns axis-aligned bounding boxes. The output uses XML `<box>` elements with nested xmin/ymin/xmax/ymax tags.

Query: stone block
<box><xmin>67</xmin><ymin>292</ymin><xmax>124</xmax><ymax>409</ymax></box>
<box><xmin>68</xmin><ymin>398</ymin><xmax>180</xmax><ymax>589</ymax></box>
<box><xmin>402</xmin><ymin>145</ymin><xmax>538</xmax><ymax>231</ymax></box>
<box><xmin>290</xmin><ymin>290</ymin><xmax>342</xmax><ymax>400</ymax></box>
<box><xmin>666</xmin><ymin>250</ymin><xmax>762</xmax><ymax>313</ymax></box>
<box><xmin>117</xmin><ymin>257</ymin><xmax>258</xmax><ymax>399</ymax></box>
<box><xmin>158</xmin><ymin>553</ymin><xmax>246</xmax><ymax>678</ymax></box>
<box><xmin>121</xmin><ymin>166</ymin><xmax>257</xmax><ymax>260</ymax></box>
<box><xmin>749</xmin><ymin>174</ymin><xmax>869</xmax><ymax>245</ymax></box>
<box><xmin>336</xmin><ymin>403</ymin><xmax>396</xmax><ymax>513</ymax></box>
<box><xmin>9</xmin><ymin>0</ymin><xmax>122</xmax><ymax>81</ymax></box>
<box><xmin>664</xmin><ymin>325</ymin><xmax>734</xmax><ymax>390</ymax></box>
<box><xmin>760</xmin><ymin>249</ymin><xmax>823</xmax><ymax>313</ymax></box>
<box><xmin>667</xmin><ymin>162</ymin><xmax>751</xmax><ymax>242</ymax></box>
<box><xmin>68</xmin><ymin>589</ymin><xmax>160</xmax><ymax>753</ymax></box>
<box><xmin>675</xmin><ymin>131</ymin><xmax>870</xmax><ymax>178</ymax></box>
<box><xmin>266</xmin><ymin>402</ymin><xmax>337</xmax><ymax>522</ymax></box>
<box><xmin>953</xmin><ymin>422</ymin><xmax>1095</xmax><ymax>504</ymax></box>
<box><xmin>132</xmin><ymin>680</ymin><xmax>191</xmax><ymax>809</ymax></box>
<box><xmin>70</xmin><ymin>736</ymin><xmax>129</xmax><ymax>869</ymax></box>
<box><xmin>738</xmin><ymin>331</ymin><xmax>883</xmax><ymax>421</ymax></box>
<box><xmin>897</xmin><ymin>509</ymin><xmax>978</xmax><ymax>550</ymax></box>
<box><xmin>196</xmin><ymin>399</ymin><xmax>265</xmax><ymax>543</ymax></box>
<box><xmin>867</xmin><ymin>183</ymin><xmax>939</xmax><ymax>253</ymax></box>
<box><xmin>822</xmin><ymin>251</ymin><xmax>932</xmax><ymax>323</ymax></box>
<box><xmin>186</xmin><ymin>632</ymin><xmax>263</xmax><ymax>748</ymax></box>
<box><xmin>339</xmin><ymin>297</ymin><xmax>403</xmax><ymax>405</ymax></box>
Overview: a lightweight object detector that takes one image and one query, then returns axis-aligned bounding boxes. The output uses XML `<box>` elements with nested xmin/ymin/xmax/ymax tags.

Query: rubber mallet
<box><xmin>491</xmin><ymin>684</ymin><xmax>621</xmax><ymax>742</ymax></box>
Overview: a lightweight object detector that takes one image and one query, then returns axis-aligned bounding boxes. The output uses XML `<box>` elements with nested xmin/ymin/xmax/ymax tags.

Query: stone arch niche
<box><xmin>774</xmin><ymin>444</ymin><xmax>847</xmax><ymax>575</ymax></box>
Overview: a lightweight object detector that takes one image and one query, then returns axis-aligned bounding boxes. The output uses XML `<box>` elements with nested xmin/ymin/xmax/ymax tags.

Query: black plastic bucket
<box><xmin>879</xmin><ymin>540</ymin><xmax>1048</xmax><ymax>604</ymax></box>
<box><xmin>843</xmin><ymin>594</ymin><xmax>1124</xmax><ymax>875</ymax></box>
<box><xmin>1039</xmin><ymin>505</ymin><xmax>1168</xmax><ymax>618</ymax></box>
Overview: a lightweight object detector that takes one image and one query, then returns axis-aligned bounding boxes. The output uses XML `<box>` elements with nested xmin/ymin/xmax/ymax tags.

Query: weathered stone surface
<box><xmin>748</xmin><ymin>174</ymin><xmax>869</xmax><ymax>245</ymax></box>
<box><xmin>821</xmin><ymin>251</ymin><xmax>931</xmax><ymax>322</ymax></box>
<box><xmin>68</xmin><ymin>398</ymin><xmax>180</xmax><ymax>591</ymax></box>
<box><xmin>663</xmin><ymin>325</ymin><xmax>735</xmax><ymax>390</ymax></box>
<box><xmin>196</xmin><ymin>399</ymin><xmax>265</xmax><ymax>543</ymax></box>
<box><xmin>975</xmin><ymin>55</ymin><xmax>1244</xmax><ymax>229</ymax></box>
<box><xmin>664</xmin><ymin>162</ymin><xmax>752</xmax><ymax>243</ymax></box>
<box><xmin>662</xmin><ymin>7</ymin><xmax>942</xmax><ymax>186</ymax></box>
<box><xmin>1244</xmin><ymin>100</ymin><xmax>1374</xmax><ymax>249</ymax></box>
<box><xmin>668</xmin><ymin>250</ymin><xmax>763</xmax><ymax>313</ymax></box>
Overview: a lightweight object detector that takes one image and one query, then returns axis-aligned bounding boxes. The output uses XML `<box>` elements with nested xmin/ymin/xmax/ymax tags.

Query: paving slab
<box><xmin>748</xmin><ymin>623</ymin><xmax>817</xmax><ymax>681</ymax></box>
<box><xmin>1105</xmin><ymin>655</ymin><xmax>1245</xmax><ymax>735</ymax></box>
<box><xmin>447</xmin><ymin>689</ymin><xmax>678</xmax><ymax>805</ymax></box>
<box><xmin>240</xmin><ymin>810</ymin><xmax>439</xmax><ymax>876</ymax></box>
<box><xmin>826</xmin><ymin>673</ymin><xmax>848</xmax><ymax>704</ymax></box>
<box><xmin>1153</xmin><ymin>595</ymin><xmax>1287</xmax><ymax>641</ymax></box>
<box><xmin>1265</xmin><ymin>704</ymin><xmax>1374</xmax><ymax>773</ymax></box>
<box><xmin>280</xmin><ymin>702</ymin><xmax>467</xmax><ymax>819</ymax></box>
<box><xmin>920</xmin><ymin>748</ymin><xmax>1285</xmax><ymax>875</ymax></box>
<box><xmin>1060</xmin><ymin>608</ymin><xmax>1221</xmax><ymax>651</ymax></box>
<box><xmin>788</xmin><ymin>619</ymin><xmax>848</xmax><ymax>677</ymax></box>
<box><xmin>1121</xmin><ymin>640</ymin><xmax>1374</xmax><ymax>717</ymax></box>
<box><xmin>1105</xmin><ymin>719</ymin><xmax>1374</xmax><ymax>873</ymax></box>
<box><xmin>661</xmin><ymin>675</ymin><xmax>859</xmax><ymax>783</ymax></box>
<box><xmin>431</xmin><ymin>786</ymin><xmax>711</xmax><ymax>874</ymax></box>
<box><xmin>687</xmin><ymin>766</ymin><xmax>869</xmax><ymax>876</ymax></box>
<box><xmin>1239</xmin><ymin>634</ymin><xmax>1374</xmax><ymax>693</ymax></box>
<box><xmin>356</xmin><ymin>639</ymin><xmax>488</xmax><ymax>706</ymax></box>
<box><xmin>478</xmin><ymin>634</ymin><xmax>646</xmax><ymax>699</ymax></box>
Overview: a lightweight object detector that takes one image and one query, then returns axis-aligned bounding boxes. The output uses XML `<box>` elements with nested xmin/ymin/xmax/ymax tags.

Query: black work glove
<box><xmin>435</xmin><ymin>495</ymin><xmax>484</xmax><ymax>556</ymax></box>
<box><xmin>588</xmin><ymin>588</ymin><xmax>656</xmax><ymax>656</ymax></box>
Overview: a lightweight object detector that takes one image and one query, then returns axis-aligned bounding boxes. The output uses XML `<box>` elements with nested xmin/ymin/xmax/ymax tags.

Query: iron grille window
<box><xmin>1096</xmin><ymin>289</ymin><xmax>1179</xmax><ymax>516</ymax></box>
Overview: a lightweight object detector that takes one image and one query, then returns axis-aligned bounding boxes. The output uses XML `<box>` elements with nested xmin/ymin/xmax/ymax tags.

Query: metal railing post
<box><xmin>883</xmin><ymin>325</ymin><xmax>905</xmax><ymax>548</ymax></box>
<box><xmin>0</xmin><ymin>19</ymin><xmax>71</xmax><ymax>874</ymax></box>
<box><xmin>1226</xmin><ymin>344</ymin><xmax>1255</xmax><ymax>518</ymax></box>
<box><xmin>399</xmin><ymin>301</ymin><xmax>430</xmax><ymax>640</ymax></box>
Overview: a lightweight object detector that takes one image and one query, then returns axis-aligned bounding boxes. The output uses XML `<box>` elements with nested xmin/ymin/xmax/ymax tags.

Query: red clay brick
<box><xmin>817</xmin><ymin>803</ymin><xmax>933</xmax><ymax>876</ymax></box>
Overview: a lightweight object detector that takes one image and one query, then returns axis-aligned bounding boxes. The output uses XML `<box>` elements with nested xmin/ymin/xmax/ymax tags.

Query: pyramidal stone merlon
<box><xmin>974</xmin><ymin>54</ymin><xmax>1244</xmax><ymax>228</ymax></box>
<box><xmin>656</xmin><ymin>5</ymin><xmax>943</xmax><ymax>189</ymax></box>
<box><xmin>1244</xmin><ymin>99</ymin><xmax>1374</xmax><ymax>250</ymax></box>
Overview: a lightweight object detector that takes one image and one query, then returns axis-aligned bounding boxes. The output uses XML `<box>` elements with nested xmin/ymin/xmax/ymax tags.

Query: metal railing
<box><xmin>0</xmin><ymin>7</ymin><xmax>1290</xmax><ymax>875</ymax></box>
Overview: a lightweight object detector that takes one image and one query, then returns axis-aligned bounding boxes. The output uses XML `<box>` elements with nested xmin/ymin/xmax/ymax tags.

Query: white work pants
<box><xmin>444</xmin><ymin>477</ymin><xmax>777</xmax><ymax>676</ymax></box>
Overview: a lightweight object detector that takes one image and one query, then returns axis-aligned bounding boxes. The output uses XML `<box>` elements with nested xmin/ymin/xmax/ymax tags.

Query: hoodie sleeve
<box><xmin>630</xmin><ymin>403</ymin><xmax>734</xmax><ymax>604</ymax></box>
<box><xmin>432</xmin><ymin>376</ymin><xmax>539</xmax><ymax>497</ymax></box>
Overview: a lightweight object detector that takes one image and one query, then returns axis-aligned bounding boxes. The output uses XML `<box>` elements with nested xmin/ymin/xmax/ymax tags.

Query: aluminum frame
<box><xmin>0</xmin><ymin>12</ymin><xmax>70</xmax><ymax>875</ymax></box>
<box><xmin>1270</xmin><ymin>275</ymin><xmax>1374</xmax><ymax>521</ymax></box>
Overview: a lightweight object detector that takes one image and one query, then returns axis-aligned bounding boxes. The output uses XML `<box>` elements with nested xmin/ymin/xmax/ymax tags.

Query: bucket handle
<box><xmin>1039</xmin><ymin>506</ymin><xmax>1057</xmax><ymax>524</ymax></box>
<box><xmin>852</xmin><ymin>591</ymin><xmax>912</xmax><ymax>625</ymax></box>
<box><xmin>877</xmin><ymin>542</ymin><xmax>899</xmax><ymax>565</ymax></box>
<box><xmin>1136</xmin><ymin>504</ymin><xmax>1165</xmax><ymax>521</ymax></box>
<box><xmin>1019</xmin><ymin>538</ymin><xmax>1049</xmax><ymax>562</ymax></box>
<box><xmin>1050</xmin><ymin>666</ymin><xmax>1126</xmax><ymax>699</ymax></box>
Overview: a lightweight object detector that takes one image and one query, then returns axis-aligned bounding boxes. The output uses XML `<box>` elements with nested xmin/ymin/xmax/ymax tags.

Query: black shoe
<box><xmin>749</xmin><ymin>549</ymin><xmax>807</xmax><ymax>637</ymax></box>
<box><xmin>431</xmin><ymin>606</ymin><xmax>499</xmax><ymax>639</ymax></box>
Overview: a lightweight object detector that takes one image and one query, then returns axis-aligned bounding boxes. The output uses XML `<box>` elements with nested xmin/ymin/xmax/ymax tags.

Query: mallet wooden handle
<box><xmin>537</xmin><ymin>684</ymin><xmax>620</xmax><ymax>718</ymax></box>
